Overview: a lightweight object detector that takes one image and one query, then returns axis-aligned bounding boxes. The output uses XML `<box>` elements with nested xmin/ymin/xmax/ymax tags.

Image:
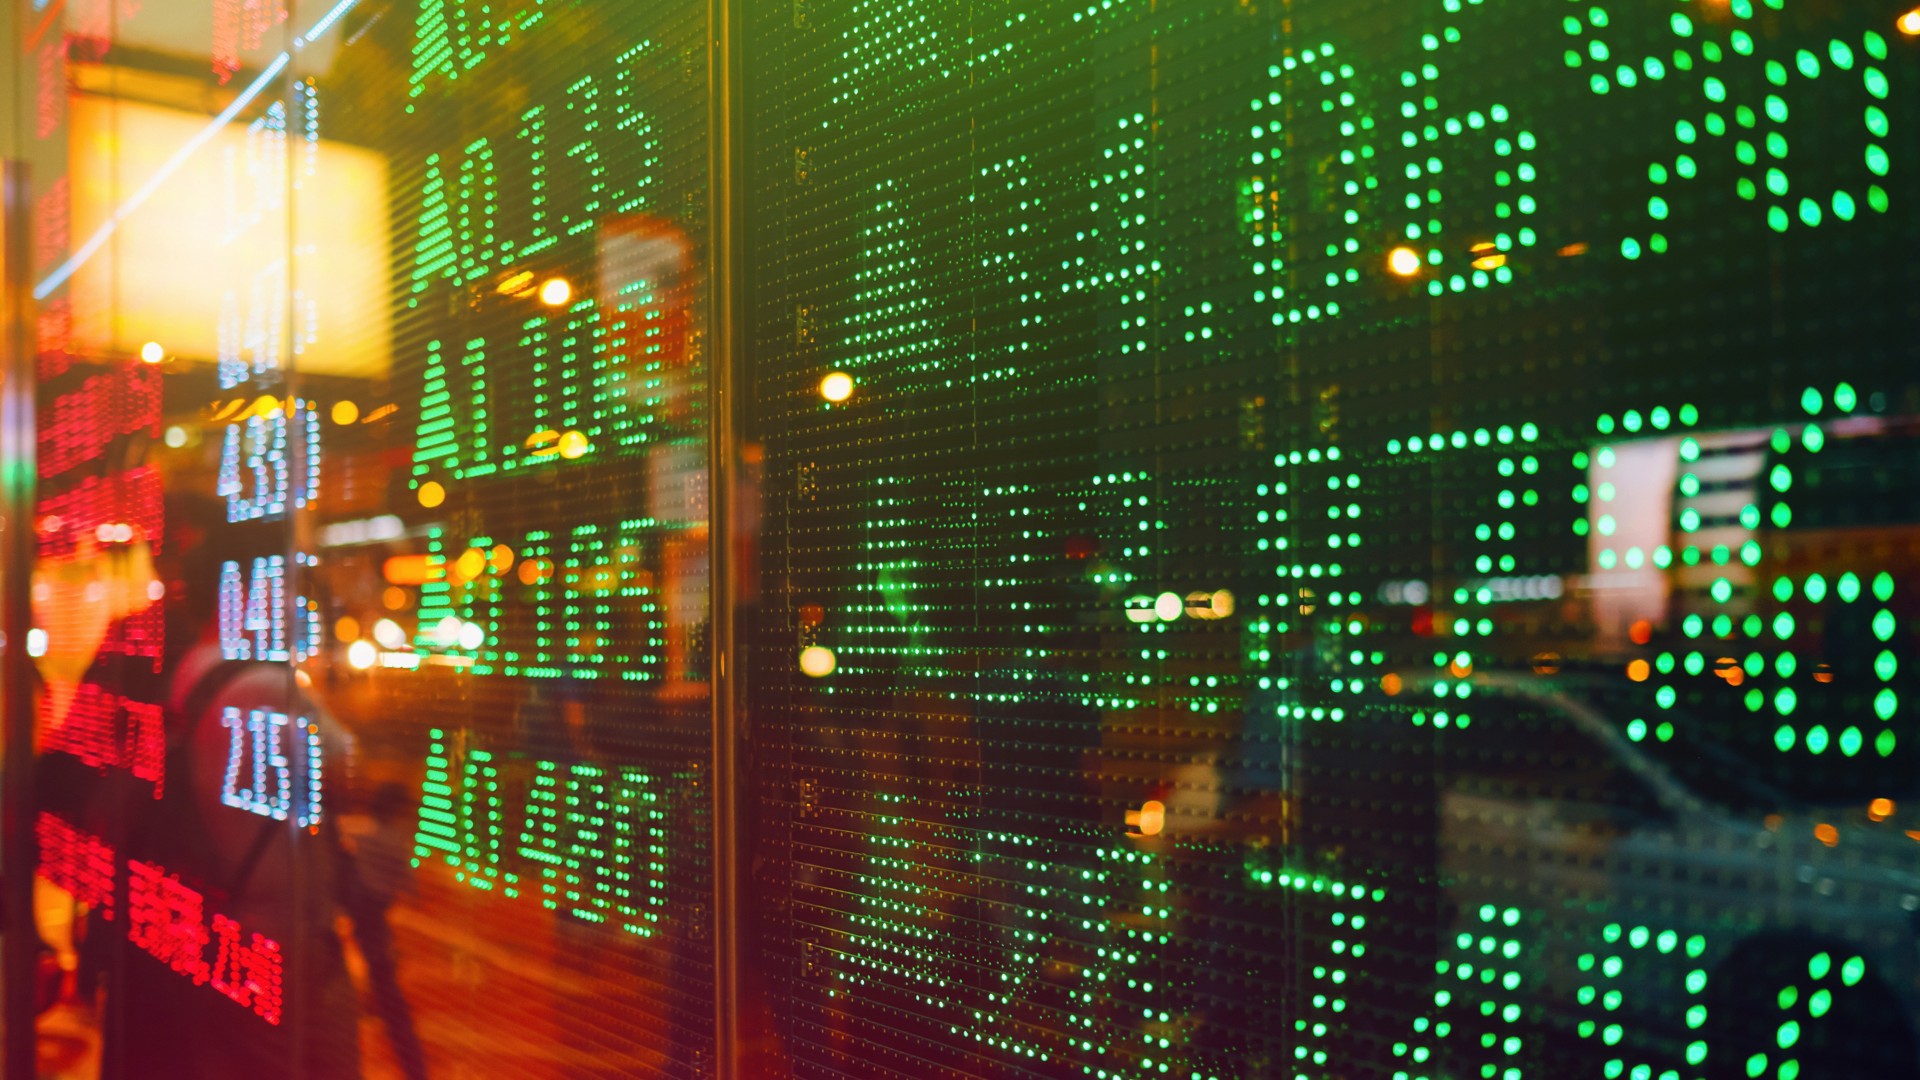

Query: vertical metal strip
<box><xmin>708</xmin><ymin>0</ymin><xmax>742</xmax><ymax>1072</ymax></box>
<box><xmin>280</xmin><ymin>49</ymin><xmax>310</xmax><ymax>1080</ymax></box>
<box><xmin>1</xmin><ymin>158</ymin><xmax>38</xmax><ymax>1080</ymax></box>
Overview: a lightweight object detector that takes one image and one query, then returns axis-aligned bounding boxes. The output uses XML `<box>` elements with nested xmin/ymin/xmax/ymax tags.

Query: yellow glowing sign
<box><xmin>66</xmin><ymin>92</ymin><xmax>391</xmax><ymax>377</ymax></box>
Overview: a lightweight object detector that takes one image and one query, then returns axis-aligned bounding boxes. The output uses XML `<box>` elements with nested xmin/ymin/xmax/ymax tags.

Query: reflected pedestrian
<box><xmin>342</xmin><ymin>783</ymin><xmax>429</xmax><ymax>1080</ymax></box>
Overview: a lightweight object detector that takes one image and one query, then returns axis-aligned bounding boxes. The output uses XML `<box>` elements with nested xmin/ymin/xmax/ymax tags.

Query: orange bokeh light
<box><xmin>383</xmin><ymin>554</ymin><xmax>443</xmax><ymax>586</ymax></box>
<box><xmin>453</xmin><ymin>548</ymin><xmax>488</xmax><ymax>582</ymax></box>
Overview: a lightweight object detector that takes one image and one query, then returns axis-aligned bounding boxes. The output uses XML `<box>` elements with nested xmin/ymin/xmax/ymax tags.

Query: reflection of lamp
<box><xmin>1125</xmin><ymin>800</ymin><xmax>1166</xmax><ymax>837</ymax></box>
<box><xmin>1185</xmin><ymin>589</ymin><xmax>1235</xmax><ymax>620</ymax></box>
<box><xmin>820</xmin><ymin>371</ymin><xmax>854</xmax><ymax>402</ymax></box>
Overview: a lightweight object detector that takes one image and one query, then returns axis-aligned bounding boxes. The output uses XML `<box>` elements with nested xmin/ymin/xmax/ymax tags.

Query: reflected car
<box><xmin>1422</xmin><ymin>672</ymin><xmax>1920</xmax><ymax>1080</ymax></box>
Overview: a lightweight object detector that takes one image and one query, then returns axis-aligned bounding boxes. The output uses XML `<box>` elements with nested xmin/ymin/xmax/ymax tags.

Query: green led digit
<box><xmin>1563</xmin><ymin>2</ymin><xmax>1895</xmax><ymax>255</ymax></box>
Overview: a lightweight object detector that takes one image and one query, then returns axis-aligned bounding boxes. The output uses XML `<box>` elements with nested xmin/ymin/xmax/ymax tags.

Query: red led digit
<box><xmin>35</xmin><ymin>812</ymin><xmax>116</xmax><ymax>921</ymax></box>
<box><xmin>127</xmin><ymin>860</ymin><xmax>212</xmax><ymax>985</ymax></box>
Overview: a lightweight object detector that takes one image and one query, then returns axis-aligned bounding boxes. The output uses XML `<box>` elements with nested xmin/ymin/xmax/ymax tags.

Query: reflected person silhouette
<box><xmin>58</xmin><ymin>494</ymin><xmax>367</xmax><ymax>1079</ymax></box>
<box><xmin>340</xmin><ymin>783</ymin><xmax>429</xmax><ymax>1080</ymax></box>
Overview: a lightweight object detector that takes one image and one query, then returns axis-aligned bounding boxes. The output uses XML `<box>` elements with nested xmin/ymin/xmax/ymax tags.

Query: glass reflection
<box><xmin>10</xmin><ymin>0</ymin><xmax>1920</xmax><ymax>1077</ymax></box>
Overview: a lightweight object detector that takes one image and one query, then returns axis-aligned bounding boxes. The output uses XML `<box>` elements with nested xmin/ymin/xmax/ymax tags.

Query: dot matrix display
<box><xmin>331</xmin><ymin>0</ymin><xmax>720</xmax><ymax>1068</ymax></box>
<box><xmin>413</xmin><ymin>730</ymin><xmax>681</xmax><ymax>931</ymax></box>
<box><xmin>750</xmin><ymin>0</ymin><xmax>1920</xmax><ymax>1076</ymax></box>
<box><xmin>1560</xmin><ymin>3</ymin><xmax>1897</xmax><ymax>254</ymax></box>
<box><xmin>15</xmin><ymin>0</ymin><xmax>1920</xmax><ymax>1074</ymax></box>
<box><xmin>22</xmin><ymin>0</ymin><xmax>716</xmax><ymax>1069</ymax></box>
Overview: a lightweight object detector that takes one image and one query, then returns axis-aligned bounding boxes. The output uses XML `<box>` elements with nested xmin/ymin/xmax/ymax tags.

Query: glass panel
<box><xmin>13</xmin><ymin>0</ymin><xmax>716</xmax><ymax>1073</ymax></box>
<box><xmin>744</xmin><ymin>2</ymin><xmax>1920</xmax><ymax>1078</ymax></box>
<box><xmin>9</xmin><ymin>0</ymin><xmax>1920</xmax><ymax>1076</ymax></box>
<box><xmin>22</xmin><ymin>4</ymin><xmax>328</xmax><ymax>1073</ymax></box>
<box><xmin>294</xmin><ymin>1</ymin><xmax>718</xmax><ymax>1073</ymax></box>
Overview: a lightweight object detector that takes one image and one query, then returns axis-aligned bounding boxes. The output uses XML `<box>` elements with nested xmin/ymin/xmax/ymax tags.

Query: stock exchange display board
<box><xmin>25</xmin><ymin>0</ymin><xmax>717</xmax><ymax>1074</ymax></box>
<box><xmin>746</xmin><ymin>1</ymin><xmax>1920</xmax><ymax>1078</ymax></box>
<box><xmin>13</xmin><ymin>0</ymin><xmax>1920</xmax><ymax>1077</ymax></box>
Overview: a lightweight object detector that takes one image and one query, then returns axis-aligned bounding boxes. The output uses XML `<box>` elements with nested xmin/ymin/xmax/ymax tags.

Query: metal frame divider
<box><xmin>709</xmin><ymin>0</ymin><xmax>744</xmax><ymax>1072</ymax></box>
<box><xmin>2</xmin><ymin>156</ymin><xmax>39</xmax><ymax>1080</ymax></box>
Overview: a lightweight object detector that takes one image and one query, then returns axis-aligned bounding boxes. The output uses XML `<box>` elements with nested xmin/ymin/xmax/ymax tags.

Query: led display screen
<box><xmin>8</xmin><ymin>0</ymin><xmax>1920</xmax><ymax>1077</ymax></box>
<box><xmin>743</xmin><ymin>2</ymin><xmax>1920</xmax><ymax>1077</ymax></box>
<box><xmin>20</xmin><ymin>0</ymin><xmax>716</xmax><ymax>1075</ymax></box>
